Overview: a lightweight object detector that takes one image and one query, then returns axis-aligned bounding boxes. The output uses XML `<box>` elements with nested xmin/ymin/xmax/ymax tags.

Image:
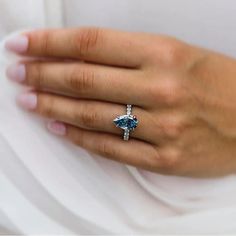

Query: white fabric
<box><xmin>0</xmin><ymin>0</ymin><xmax>236</xmax><ymax>234</ymax></box>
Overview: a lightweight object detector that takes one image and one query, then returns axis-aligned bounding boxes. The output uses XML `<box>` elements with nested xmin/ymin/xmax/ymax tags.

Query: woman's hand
<box><xmin>5</xmin><ymin>27</ymin><xmax>236</xmax><ymax>177</ymax></box>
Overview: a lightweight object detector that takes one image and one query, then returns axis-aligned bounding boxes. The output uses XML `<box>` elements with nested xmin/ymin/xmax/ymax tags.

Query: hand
<box><xmin>5</xmin><ymin>27</ymin><xmax>236</xmax><ymax>177</ymax></box>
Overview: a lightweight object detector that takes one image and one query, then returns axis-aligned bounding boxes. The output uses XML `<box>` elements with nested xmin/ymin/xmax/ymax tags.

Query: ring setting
<box><xmin>113</xmin><ymin>105</ymin><xmax>139</xmax><ymax>141</ymax></box>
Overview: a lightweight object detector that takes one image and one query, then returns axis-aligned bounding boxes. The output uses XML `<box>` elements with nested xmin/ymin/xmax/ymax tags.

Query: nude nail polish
<box><xmin>47</xmin><ymin>121</ymin><xmax>67</xmax><ymax>136</ymax></box>
<box><xmin>5</xmin><ymin>35</ymin><xmax>29</xmax><ymax>53</ymax></box>
<box><xmin>17</xmin><ymin>93</ymin><xmax>37</xmax><ymax>110</ymax></box>
<box><xmin>6</xmin><ymin>64</ymin><xmax>26</xmax><ymax>82</ymax></box>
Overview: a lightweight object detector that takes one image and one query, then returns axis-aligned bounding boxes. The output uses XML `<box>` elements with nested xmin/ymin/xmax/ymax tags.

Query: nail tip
<box><xmin>16</xmin><ymin>93</ymin><xmax>37</xmax><ymax>110</ymax></box>
<box><xmin>5</xmin><ymin>35</ymin><xmax>29</xmax><ymax>53</ymax></box>
<box><xmin>6</xmin><ymin>64</ymin><xmax>26</xmax><ymax>82</ymax></box>
<box><xmin>47</xmin><ymin>121</ymin><xmax>67</xmax><ymax>136</ymax></box>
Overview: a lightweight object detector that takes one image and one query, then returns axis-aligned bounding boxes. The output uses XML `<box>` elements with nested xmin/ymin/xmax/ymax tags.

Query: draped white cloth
<box><xmin>1</xmin><ymin>0</ymin><xmax>236</xmax><ymax>234</ymax></box>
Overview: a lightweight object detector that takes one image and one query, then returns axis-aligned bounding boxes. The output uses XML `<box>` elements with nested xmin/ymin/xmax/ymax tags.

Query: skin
<box><xmin>5</xmin><ymin>27</ymin><xmax>236</xmax><ymax>178</ymax></box>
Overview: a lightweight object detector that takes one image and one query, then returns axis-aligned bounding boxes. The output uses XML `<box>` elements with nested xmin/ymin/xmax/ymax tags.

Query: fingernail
<box><xmin>47</xmin><ymin>121</ymin><xmax>67</xmax><ymax>136</ymax></box>
<box><xmin>5</xmin><ymin>35</ymin><xmax>29</xmax><ymax>53</ymax></box>
<box><xmin>17</xmin><ymin>92</ymin><xmax>37</xmax><ymax>110</ymax></box>
<box><xmin>6</xmin><ymin>64</ymin><xmax>26</xmax><ymax>82</ymax></box>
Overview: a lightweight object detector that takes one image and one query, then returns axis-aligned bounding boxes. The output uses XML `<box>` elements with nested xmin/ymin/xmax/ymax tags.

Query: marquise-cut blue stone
<box><xmin>113</xmin><ymin>115</ymin><xmax>138</xmax><ymax>130</ymax></box>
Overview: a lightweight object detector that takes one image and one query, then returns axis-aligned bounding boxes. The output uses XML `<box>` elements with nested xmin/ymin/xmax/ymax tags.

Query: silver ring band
<box><xmin>124</xmin><ymin>105</ymin><xmax>132</xmax><ymax>141</ymax></box>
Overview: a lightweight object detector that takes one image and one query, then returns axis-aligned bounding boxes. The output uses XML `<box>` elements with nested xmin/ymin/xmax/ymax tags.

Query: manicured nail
<box><xmin>17</xmin><ymin>93</ymin><xmax>37</xmax><ymax>110</ymax></box>
<box><xmin>5</xmin><ymin>35</ymin><xmax>29</xmax><ymax>53</ymax></box>
<box><xmin>47</xmin><ymin>121</ymin><xmax>67</xmax><ymax>136</ymax></box>
<box><xmin>6</xmin><ymin>64</ymin><xmax>26</xmax><ymax>82</ymax></box>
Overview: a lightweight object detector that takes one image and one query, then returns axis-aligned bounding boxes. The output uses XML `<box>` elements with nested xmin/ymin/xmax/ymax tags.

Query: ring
<box><xmin>113</xmin><ymin>104</ymin><xmax>139</xmax><ymax>141</ymax></box>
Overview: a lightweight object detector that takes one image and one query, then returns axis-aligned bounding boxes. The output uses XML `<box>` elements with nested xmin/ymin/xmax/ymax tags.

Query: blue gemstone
<box><xmin>113</xmin><ymin>115</ymin><xmax>138</xmax><ymax>130</ymax></box>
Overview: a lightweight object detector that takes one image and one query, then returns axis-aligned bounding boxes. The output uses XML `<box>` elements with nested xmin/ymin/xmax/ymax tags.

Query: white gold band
<box><xmin>123</xmin><ymin>105</ymin><xmax>132</xmax><ymax>141</ymax></box>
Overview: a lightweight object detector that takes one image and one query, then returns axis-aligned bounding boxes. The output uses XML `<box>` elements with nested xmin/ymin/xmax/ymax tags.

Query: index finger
<box><xmin>6</xmin><ymin>27</ymin><xmax>149</xmax><ymax>68</ymax></box>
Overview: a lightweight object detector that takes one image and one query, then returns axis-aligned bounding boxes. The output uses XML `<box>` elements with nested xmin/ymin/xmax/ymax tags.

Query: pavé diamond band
<box><xmin>113</xmin><ymin>105</ymin><xmax>139</xmax><ymax>141</ymax></box>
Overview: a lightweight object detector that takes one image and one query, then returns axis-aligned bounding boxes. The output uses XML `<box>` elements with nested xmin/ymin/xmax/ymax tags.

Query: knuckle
<box><xmin>164</xmin><ymin>43</ymin><xmax>186</xmax><ymax>67</ymax></box>
<box><xmin>165</xmin><ymin>44</ymin><xmax>184</xmax><ymax>66</ymax></box>
<box><xmin>148</xmin><ymin>78</ymin><xmax>183</xmax><ymax>106</ymax></box>
<box><xmin>73</xmin><ymin>129</ymin><xmax>86</xmax><ymax>147</ymax></box>
<box><xmin>98</xmin><ymin>139</ymin><xmax>120</xmax><ymax>159</ymax></box>
<box><xmin>160</xmin><ymin>116</ymin><xmax>185</xmax><ymax>139</ymax></box>
<box><xmin>158</xmin><ymin>148</ymin><xmax>182</xmax><ymax>172</ymax></box>
<box><xmin>39</xmin><ymin>31</ymin><xmax>53</xmax><ymax>55</ymax></box>
<box><xmin>27</xmin><ymin>63</ymin><xmax>45</xmax><ymax>88</ymax></box>
<box><xmin>67</xmin><ymin>67</ymin><xmax>96</xmax><ymax>94</ymax></box>
<box><xmin>74</xmin><ymin>27</ymin><xmax>102</xmax><ymax>57</ymax></box>
<box><xmin>78</xmin><ymin>131</ymin><xmax>87</xmax><ymax>148</ymax></box>
<box><xmin>37</xmin><ymin>95</ymin><xmax>55</xmax><ymax>117</ymax></box>
<box><xmin>158</xmin><ymin>39</ymin><xmax>189</xmax><ymax>68</ymax></box>
<box><xmin>79</xmin><ymin>105</ymin><xmax>100</xmax><ymax>128</ymax></box>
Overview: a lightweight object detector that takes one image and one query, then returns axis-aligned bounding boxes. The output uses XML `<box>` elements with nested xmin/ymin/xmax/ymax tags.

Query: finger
<box><xmin>47</xmin><ymin>121</ymin><xmax>161</xmax><ymax>172</ymax></box>
<box><xmin>17</xmin><ymin>91</ymin><xmax>155</xmax><ymax>142</ymax></box>
<box><xmin>17</xmin><ymin>91</ymin><xmax>187</xmax><ymax>145</ymax></box>
<box><xmin>7</xmin><ymin>27</ymin><xmax>149</xmax><ymax>67</ymax></box>
<box><xmin>7</xmin><ymin>61</ymin><xmax>148</xmax><ymax>107</ymax></box>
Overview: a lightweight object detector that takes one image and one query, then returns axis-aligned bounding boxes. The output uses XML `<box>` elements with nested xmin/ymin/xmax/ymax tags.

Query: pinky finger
<box><xmin>47</xmin><ymin>121</ymin><xmax>161</xmax><ymax>171</ymax></box>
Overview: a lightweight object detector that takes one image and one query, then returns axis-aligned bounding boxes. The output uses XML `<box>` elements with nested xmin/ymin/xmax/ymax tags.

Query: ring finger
<box><xmin>17</xmin><ymin>91</ymin><xmax>156</xmax><ymax>143</ymax></box>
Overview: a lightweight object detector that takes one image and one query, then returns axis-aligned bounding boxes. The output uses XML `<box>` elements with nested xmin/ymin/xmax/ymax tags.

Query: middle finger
<box><xmin>7</xmin><ymin>62</ymin><xmax>148</xmax><ymax>107</ymax></box>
